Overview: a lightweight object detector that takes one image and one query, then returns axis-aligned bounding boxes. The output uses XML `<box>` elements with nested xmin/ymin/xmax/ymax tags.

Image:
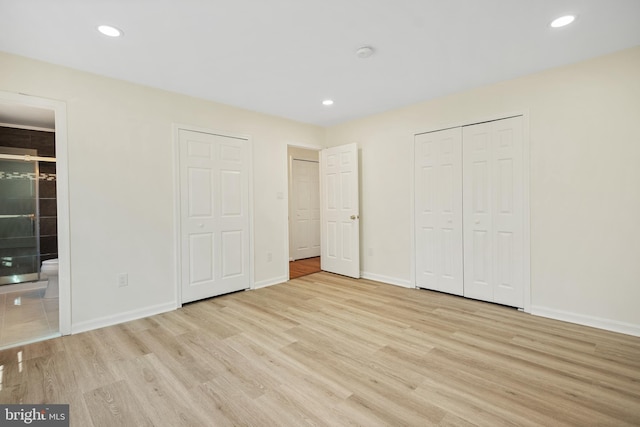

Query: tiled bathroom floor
<box><xmin>0</xmin><ymin>287</ymin><xmax>59</xmax><ymax>348</ymax></box>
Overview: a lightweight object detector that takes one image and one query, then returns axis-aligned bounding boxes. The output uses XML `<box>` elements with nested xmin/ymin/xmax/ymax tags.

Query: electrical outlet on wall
<box><xmin>118</xmin><ymin>273</ymin><xmax>128</xmax><ymax>287</ymax></box>
<box><xmin>267</xmin><ymin>252</ymin><xmax>273</xmax><ymax>262</ymax></box>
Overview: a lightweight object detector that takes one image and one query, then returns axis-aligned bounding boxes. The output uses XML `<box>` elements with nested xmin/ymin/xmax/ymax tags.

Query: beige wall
<box><xmin>0</xmin><ymin>52</ymin><xmax>324</xmax><ymax>329</ymax></box>
<box><xmin>326</xmin><ymin>46</ymin><xmax>640</xmax><ymax>333</ymax></box>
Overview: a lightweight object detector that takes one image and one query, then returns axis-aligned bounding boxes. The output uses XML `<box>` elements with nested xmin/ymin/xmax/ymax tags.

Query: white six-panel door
<box><xmin>415</xmin><ymin>128</ymin><xmax>463</xmax><ymax>295</ymax></box>
<box><xmin>321</xmin><ymin>143</ymin><xmax>360</xmax><ymax>278</ymax></box>
<box><xmin>292</xmin><ymin>159</ymin><xmax>320</xmax><ymax>260</ymax></box>
<box><xmin>179</xmin><ymin>129</ymin><xmax>250</xmax><ymax>303</ymax></box>
<box><xmin>463</xmin><ymin>116</ymin><xmax>524</xmax><ymax>308</ymax></box>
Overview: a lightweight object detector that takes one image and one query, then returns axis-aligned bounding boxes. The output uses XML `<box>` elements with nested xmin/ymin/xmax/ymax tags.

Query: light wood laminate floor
<box><xmin>0</xmin><ymin>272</ymin><xmax>639</xmax><ymax>426</ymax></box>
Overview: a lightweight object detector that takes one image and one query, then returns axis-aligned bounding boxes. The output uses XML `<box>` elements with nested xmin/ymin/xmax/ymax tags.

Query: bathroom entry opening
<box><xmin>0</xmin><ymin>146</ymin><xmax>57</xmax><ymax>286</ymax></box>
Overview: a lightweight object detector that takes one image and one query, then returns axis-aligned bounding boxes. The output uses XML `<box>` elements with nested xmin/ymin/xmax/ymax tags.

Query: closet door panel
<box><xmin>463</xmin><ymin>117</ymin><xmax>524</xmax><ymax>308</ymax></box>
<box><xmin>463</xmin><ymin>123</ymin><xmax>493</xmax><ymax>302</ymax></box>
<box><xmin>415</xmin><ymin>128</ymin><xmax>463</xmax><ymax>295</ymax></box>
<box><xmin>492</xmin><ymin>117</ymin><xmax>524</xmax><ymax>307</ymax></box>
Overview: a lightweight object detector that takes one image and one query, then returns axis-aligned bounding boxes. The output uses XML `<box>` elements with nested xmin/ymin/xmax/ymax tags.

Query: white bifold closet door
<box><xmin>463</xmin><ymin>116</ymin><xmax>524</xmax><ymax>308</ymax></box>
<box><xmin>415</xmin><ymin>116</ymin><xmax>525</xmax><ymax>308</ymax></box>
<box><xmin>415</xmin><ymin>128</ymin><xmax>463</xmax><ymax>295</ymax></box>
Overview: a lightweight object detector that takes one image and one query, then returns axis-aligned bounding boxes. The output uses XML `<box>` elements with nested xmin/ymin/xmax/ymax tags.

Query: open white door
<box><xmin>320</xmin><ymin>143</ymin><xmax>360</xmax><ymax>278</ymax></box>
<box><xmin>178</xmin><ymin>129</ymin><xmax>250</xmax><ymax>303</ymax></box>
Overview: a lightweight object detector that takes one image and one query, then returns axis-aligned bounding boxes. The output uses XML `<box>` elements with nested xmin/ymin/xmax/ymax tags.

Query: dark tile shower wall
<box><xmin>0</xmin><ymin>127</ymin><xmax>56</xmax><ymax>157</ymax></box>
<box><xmin>0</xmin><ymin>126</ymin><xmax>57</xmax><ymax>264</ymax></box>
<box><xmin>39</xmin><ymin>161</ymin><xmax>57</xmax><ymax>262</ymax></box>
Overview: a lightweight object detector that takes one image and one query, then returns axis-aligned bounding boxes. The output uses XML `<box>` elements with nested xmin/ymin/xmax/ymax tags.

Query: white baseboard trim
<box><xmin>531</xmin><ymin>305</ymin><xmax>640</xmax><ymax>337</ymax></box>
<box><xmin>253</xmin><ymin>275</ymin><xmax>288</xmax><ymax>290</ymax></box>
<box><xmin>71</xmin><ymin>302</ymin><xmax>177</xmax><ymax>334</ymax></box>
<box><xmin>360</xmin><ymin>271</ymin><xmax>414</xmax><ymax>289</ymax></box>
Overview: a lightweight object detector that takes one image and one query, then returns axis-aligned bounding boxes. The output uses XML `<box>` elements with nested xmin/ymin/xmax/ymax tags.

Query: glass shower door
<box><xmin>0</xmin><ymin>152</ymin><xmax>40</xmax><ymax>285</ymax></box>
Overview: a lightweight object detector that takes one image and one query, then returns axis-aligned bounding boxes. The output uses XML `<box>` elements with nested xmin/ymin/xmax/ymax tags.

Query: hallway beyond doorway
<box><xmin>289</xmin><ymin>257</ymin><xmax>320</xmax><ymax>279</ymax></box>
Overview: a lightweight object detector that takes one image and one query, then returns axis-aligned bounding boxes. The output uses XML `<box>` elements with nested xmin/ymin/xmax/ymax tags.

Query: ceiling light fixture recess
<box><xmin>550</xmin><ymin>15</ymin><xmax>576</xmax><ymax>28</ymax></box>
<box><xmin>98</xmin><ymin>25</ymin><xmax>123</xmax><ymax>37</ymax></box>
<box><xmin>322</xmin><ymin>99</ymin><xmax>334</xmax><ymax>106</ymax></box>
<box><xmin>355</xmin><ymin>46</ymin><xmax>375</xmax><ymax>59</ymax></box>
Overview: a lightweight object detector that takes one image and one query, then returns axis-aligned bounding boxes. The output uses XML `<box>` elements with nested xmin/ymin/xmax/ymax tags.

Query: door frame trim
<box><xmin>412</xmin><ymin>110</ymin><xmax>531</xmax><ymax>313</ymax></box>
<box><xmin>172</xmin><ymin>123</ymin><xmax>254</xmax><ymax>306</ymax></box>
<box><xmin>0</xmin><ymin>90</ymin><xmax>72</xmax><ymax>334</ymax></box>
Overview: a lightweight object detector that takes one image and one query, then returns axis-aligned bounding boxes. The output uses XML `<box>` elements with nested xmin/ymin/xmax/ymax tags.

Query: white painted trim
<box><xmin>0</xmin><ymin>91</ymin><xmax>72</xmax><ymax>336</ymax></box>
<box><xmin>285</xmin><ymin>141</ymin><xmax>324</xmax><ymax>151</ymax></box>
<box><xmin>409</xmin><ymin>130</ymin><xmax>417</xmax><ymax>287</ymax></box>
<box><xmin>412</xmin><ymin>111</ymin><xmax>531</xmax><ymax>313</ymax></box>
<box><xmin>521</xmin><ymin>113</ymin><xmax>531</xmax><ymax>314</ymax></box>
<box><xmin>172</xmin><ymin>124</ymin><xmax>254</xmax><ymax>300</ymax></box>
<box><xmin>531</xmin><ymin>306</ymin><xmax>640</xmax><ymax>338</ymax></box>
<box><xmin>71</xmin><ymin>302</ymin><xmax>176</xmax><ymax>334</ymax></box>
<box><xmin>360</xmin><ymin>271</ymin><xmax>414</xmax><ymax>288</ymax></box>
<box><xmin>287</xmin><ymin>152</ymin><xmax>294</xmax><ymax>267</ymax></box>
<box><xmin>171</xmin><ymin>125</ymin><xmax>181</xmax><ymax>308</ymax></box>
<box><xmin>0</xmin><ymin>122</ymin><xmax>54</xmax><ymax>132</ymax></box>
<box><xmin>248</xmin><ymin>136</ymin><xmax>255</xmax><ymax>290</ymax></box>
<box><xmin>412</xmin><ymin>109</ymin><xmax>530</xmax><ymax>137</ymax></box>
<box><xmin>254</xmin><ymin>275</ymin><xmax>288</xmax><ymax>289</ymax></box>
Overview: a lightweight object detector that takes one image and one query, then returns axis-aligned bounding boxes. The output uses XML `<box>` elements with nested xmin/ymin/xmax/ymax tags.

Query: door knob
<box><xmin>350</xmin><ymin>215</ymin><xmax>359</xmax><ymax>220</ymax></box>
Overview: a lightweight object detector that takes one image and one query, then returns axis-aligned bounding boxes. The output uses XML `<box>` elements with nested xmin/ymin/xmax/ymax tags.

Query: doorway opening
<box><xmin>0</xmin><ymin>92</ymin><xmax>71</xmax><ymax>349</ymax></box>
<box><xmin>287</xmin><ymin>146</ymin><xmax>321</xmax><ymax>279</ymax></box>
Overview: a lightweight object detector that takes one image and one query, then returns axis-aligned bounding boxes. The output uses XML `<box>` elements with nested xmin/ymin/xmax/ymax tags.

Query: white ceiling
<box><xmin>0</xmin><ymin>0</ymin><xmax>639</xmax><ymax>127</ymax></box>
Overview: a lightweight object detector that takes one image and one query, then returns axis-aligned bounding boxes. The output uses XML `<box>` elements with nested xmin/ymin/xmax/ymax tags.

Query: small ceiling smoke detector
<box><xmin>355</xmin><ymin>46</ymin><xmax>375</xmax><ymax>59</ymax></box>
<box><xmin>322</xmin><ymin>99</ymin><xmax>334</xmax><ymax>106</ymax></box>
<box><xmin>98</xmin><ymin>25</ymin><xmax>123</xmax><ymax>37</ymax></box>
<box><xmin>550</xmin><ymin>15</ymin><xmax>576</xmax><ymax>28</ymax></box>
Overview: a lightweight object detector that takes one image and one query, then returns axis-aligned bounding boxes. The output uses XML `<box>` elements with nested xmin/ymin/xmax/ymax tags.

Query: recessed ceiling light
<box><xmin>98</xmin><ymin>25</ymin><xmax>123</xmax><ymax>37</ymax></box>
<box><xmin>550</xmin><ymin>15</ymin><xmax>576</xmax><ymax>28</ymax></box>
<box><xmin>322</xmin><ymin>99</ymin><xmax>334</xmax><ymax>106</ymax></box>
